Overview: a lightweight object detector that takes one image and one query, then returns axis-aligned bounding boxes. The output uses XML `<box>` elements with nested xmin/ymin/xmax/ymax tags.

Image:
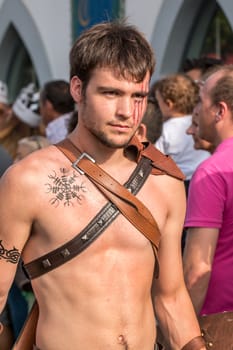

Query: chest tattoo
<box><xmin>0</xmin><ymin>240</ymin><xmax>20</xmax><ymax>264</ymax></box>
<box><xmin>45</xmin><ymin>168</ymin><xmax>87</xmax><ymax>207</ymax></box>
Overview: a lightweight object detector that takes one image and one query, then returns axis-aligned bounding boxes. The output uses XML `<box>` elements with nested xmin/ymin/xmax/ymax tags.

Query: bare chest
<box><xmin>24</xmin><ymin>166</ymin><xmax>168</xmax><ymax>263</ymax></box>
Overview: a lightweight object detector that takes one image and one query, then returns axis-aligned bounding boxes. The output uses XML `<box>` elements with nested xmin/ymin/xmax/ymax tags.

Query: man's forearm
<box><xmin>155</xmin><ymin>291</ymin><xmax>205</xmax><ymax>349</ymax></box>
<box><xmin>188</xmin><ymin>287</ymin><xmax>207</xmax><ymax>315</ymax></box>
<box><xmin>186</xmin><ymin>272</ymin><xmax>211</xmax><ymax>315</ymax></box>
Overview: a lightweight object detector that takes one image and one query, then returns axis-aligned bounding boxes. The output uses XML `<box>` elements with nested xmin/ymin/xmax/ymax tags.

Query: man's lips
<box><xmin>109</xmin><ymin>123</ymin><xmax>131</xmax><ymax>130</ymax></box>
<box><xmin>109</xmin><ymin>123</ymin><xmax>132</xmax><ymax>129</ymax></box>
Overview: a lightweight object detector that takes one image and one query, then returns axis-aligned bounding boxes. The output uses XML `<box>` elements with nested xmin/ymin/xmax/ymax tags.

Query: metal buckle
<box><xmin>72</xmin><ymin>152</ymin><xmax>95</xmax><ymax>175</ymax></box>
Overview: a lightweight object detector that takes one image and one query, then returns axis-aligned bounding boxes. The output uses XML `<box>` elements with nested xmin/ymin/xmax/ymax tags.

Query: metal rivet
<box><xmin>81</xmin><ymin>234</ymin><xmax>89</xmax><ymax>241</ymax></box>
<box><xmin>61</xmin><ymin>248</ymin><xmax>70</xmax><ymax>258</ymax></box>
<box><xmin>42</xmin><ymin>259</ymin><xmax>52</xmax><ymax>269</ymax></box>
<box><xmin>139</xmin><ymin>169</ymin><xmax>144</xmax><ymax>177</ymax></box>
<box><xmin>97</xmin><ymin>219</ymin><xmax>104</xmax><ymax>226</ymax></box>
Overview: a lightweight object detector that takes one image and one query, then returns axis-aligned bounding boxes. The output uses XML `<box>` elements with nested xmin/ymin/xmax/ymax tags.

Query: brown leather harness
<box><xmin>23</xmin><ymin>136</ymin><xmax>184</xmax><ymax>280</ymax></box>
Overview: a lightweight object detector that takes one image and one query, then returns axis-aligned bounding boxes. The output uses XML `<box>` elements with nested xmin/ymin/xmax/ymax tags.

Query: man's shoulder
<box><xmin>1</xmin><ymin>145</ymin><xmax>57</xmax><ymax>187</ymax></box>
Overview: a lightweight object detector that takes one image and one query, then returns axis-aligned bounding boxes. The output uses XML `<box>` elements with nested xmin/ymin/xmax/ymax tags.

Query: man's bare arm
<box><xmin>0</xmin><ymin>240</ymin><xmax>20</xmax><ymax>264</ymax></box>
<box><xmin>153</xmin><ymin>178</ymin><xmax>205</xmax><ymax>349</ymax></box>
<box><xmin>0</xmin><ymin>165</ymin><xmax>33</xmax><ymax>312</ymax></box>
<box><xmin>183</xmin><ymin>227</ymin><xmax>218</xmax><ymax>315</ymax></box>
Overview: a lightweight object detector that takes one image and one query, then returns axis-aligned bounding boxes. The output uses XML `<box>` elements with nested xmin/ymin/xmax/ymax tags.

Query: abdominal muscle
<box><xmin>33</xmin><ymin>240</ymin><xmax>156</xmax><ymax>350</ymax></box>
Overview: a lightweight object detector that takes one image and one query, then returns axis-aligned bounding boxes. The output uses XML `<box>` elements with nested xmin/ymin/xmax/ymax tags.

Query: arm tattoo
<box><xmin>0</xmin><ymin>240</ymin><xmax>20</xmax><ymax>264</ymax></box>
<box><xmin>45</xmin><ymin>168</ymin><xmax>87</xmax><ymax>207</ymax></box>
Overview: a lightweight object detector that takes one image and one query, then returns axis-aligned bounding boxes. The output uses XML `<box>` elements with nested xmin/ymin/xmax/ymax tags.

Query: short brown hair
<box><xmin>70</xmin><ymin>20</ymin><xmax>155</xmax><ymax>92</ymax></box>
<box><xmin>156</xmin><ymin>74</ymin><xmax>199</xmax><ymax>115</ymax></box>
<box><xmin>208</xmin><ymin>65</ymin><xmax>233</xmax><ymax>114</ymax></box>
<box><xmin>40</xmin><ymin>80</ymin><xmax>74</xmax><ymax>114</ymax></box>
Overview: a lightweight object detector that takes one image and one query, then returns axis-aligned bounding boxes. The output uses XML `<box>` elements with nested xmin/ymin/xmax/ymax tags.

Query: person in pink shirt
<box><xmin>183</xmin><ymin>65</ymin><xmax>233</xmax><ymax>346</ymax></box>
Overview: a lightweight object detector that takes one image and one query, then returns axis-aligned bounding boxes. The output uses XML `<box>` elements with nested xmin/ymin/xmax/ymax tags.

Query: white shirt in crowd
<box><xmin>155</xmin><ymin>115</ymin><xmax>210</xmax><ymax>180</ymax></box>
<box><xmin>46</xmin><ymin>112</ymin><xmax>73</xmax><ymax>144</ymax></box>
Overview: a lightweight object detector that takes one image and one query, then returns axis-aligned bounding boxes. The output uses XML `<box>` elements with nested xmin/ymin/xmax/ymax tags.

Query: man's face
<box><xmin>0</xmin><ymin>102</ymin><xmax>11</xmax><ymax>129</ymax></box>
<box><xmin>75</xmin><ymin>67</ymin><xmax>150</xmax><ymax>149</ymax></box>
<box><xmin>186</xmin><ymin>103</ymin><xmax>201</xmax><ymax>147</ymax></box>
<box><xmin>186</xmin><ymin>103</ymin><xmax>213</xmax><ymax>152</ymax></box>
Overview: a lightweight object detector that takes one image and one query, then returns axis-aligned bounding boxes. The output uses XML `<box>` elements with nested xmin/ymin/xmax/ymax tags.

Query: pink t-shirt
<box><xmin>185</xmin><ymin>137</ymin><xmax>233</xmax><ymax>315</ymax></box>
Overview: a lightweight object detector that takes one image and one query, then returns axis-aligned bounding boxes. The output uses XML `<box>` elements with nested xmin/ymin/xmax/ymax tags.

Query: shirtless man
<box><xmin>0</xmin><ymin>21</ymin><xmax>205</xmax><ymax>350</ymax></box>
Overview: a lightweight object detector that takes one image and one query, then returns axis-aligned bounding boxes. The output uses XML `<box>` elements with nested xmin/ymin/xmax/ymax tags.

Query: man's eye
<box><xmin>134</xmin><ymin>95</ymin><xmax>145</xmax><ymax>102</ymax></box>
<box><xmin>103</xmin><ymin>91</ymin><xmax>117</xmax><ymax>96</ymax></box>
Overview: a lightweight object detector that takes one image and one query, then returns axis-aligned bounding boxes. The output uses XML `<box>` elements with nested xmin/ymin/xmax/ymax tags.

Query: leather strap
<box><xmin>181</xmin><ymin>336</ymin><xmax>205</xmax><ymax>350</ymax></box>
<box><xmin>126</xmin><ymin>136</ymin><xmax>185</xmax><ymax>180</ymax></box>
<box><xmin>24</xmin><ymin>152</ymin><xmax>159</xmax><ymax>279</ymax></box>
<box><xmin>57</xmin><ymin>139</ymin><xmax>160</xmax><ymax>245</ymax></box>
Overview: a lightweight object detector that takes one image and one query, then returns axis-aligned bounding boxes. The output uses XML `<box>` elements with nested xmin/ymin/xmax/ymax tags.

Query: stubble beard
<box><xmin>90</xmin><ymin>127</ymin><xmax>134</xmax><ymax>149</ymax></box>
<box><xmin>81</xmin><ymin>95</ymin><xmax>135</xmax><ymax>149</ymax></box>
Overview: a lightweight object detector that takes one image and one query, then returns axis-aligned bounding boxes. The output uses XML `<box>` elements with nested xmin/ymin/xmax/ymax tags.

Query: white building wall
<box><xmin>21</xmin><ymin>0</ymin><xmax>72</xmax><ymax>81</ymax></box>
<box><xmin>125</xmin><ymin>0</ymin><xmax>163</xmax><ymax>41</ymax></box>
<box><xmin>0</xmin><ymin>0</ymin><xmax>232</xmax><ymax>88</ymax></box>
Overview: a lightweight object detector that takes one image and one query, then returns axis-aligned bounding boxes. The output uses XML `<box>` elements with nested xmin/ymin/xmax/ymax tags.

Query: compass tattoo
<box><xmin>0</xmin><ymin>240</ymin><xmax>20</xmax><ymax>264</ymax></box>
<box><xmin>45</xmin><ymin>168</ymin><xmax>87</xmax><ymax>207</ymax></box>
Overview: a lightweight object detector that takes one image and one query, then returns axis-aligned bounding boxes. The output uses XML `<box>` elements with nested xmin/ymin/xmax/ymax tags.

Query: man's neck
<box><xmin>68</xmin><ymin>132</ymin><xmax>130</xmax><ymax>167</ymax></box>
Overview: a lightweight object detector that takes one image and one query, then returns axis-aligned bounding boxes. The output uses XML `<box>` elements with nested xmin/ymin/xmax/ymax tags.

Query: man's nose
<box><xmin>117</xmin><ymin>97</ymin><xmax>134</xmax><ymax>118</ymax></box>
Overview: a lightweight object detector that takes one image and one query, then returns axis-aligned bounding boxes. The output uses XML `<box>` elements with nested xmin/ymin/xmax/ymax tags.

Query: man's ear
<box><xmin>135</xmin><ymin>123</ymin><xmax>147</xmax><ymax>142</ymax></box>
<box><xmin>215</xmin><ymin>101</ymin><xmax>227</xmax><ymax>122</ymax></box>
<box><xmin>70</xmin><ymin>76</ymin><xmax>83</xmax><ymax>103</ymax></box>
